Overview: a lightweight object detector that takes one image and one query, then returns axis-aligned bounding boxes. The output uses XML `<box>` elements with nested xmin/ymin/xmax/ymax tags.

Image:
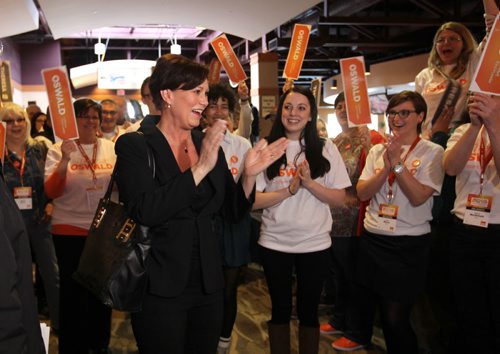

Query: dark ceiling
<box><xmin>10</xmin><ymin>0</ymin><xmax>490</xmax><ymax>88</ymax></box>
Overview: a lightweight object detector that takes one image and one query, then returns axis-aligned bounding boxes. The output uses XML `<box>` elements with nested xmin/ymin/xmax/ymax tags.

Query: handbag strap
<box><xmin>103</xmin><ymin>131</ymin><xmax>156</xmax><ymax>200</ymax></box>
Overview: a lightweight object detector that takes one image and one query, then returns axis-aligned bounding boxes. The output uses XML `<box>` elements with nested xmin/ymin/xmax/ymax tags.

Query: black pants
<box><xmin>347</xmin><ymin>231</ymin><xmax>430</xmax><ymax>353</ymax></box>
<box><xmin>450</xmin><ymin>220</ymin><xmax>500</xmax><ymax>354</ymax></box>
<box><xmin>220</xmin><ymin>266</ymin><xmax>243</xmax><ymax>338</ymax></box>
<box><xmin>328</xmin><ymin>237</ymin><xmax>358</xmax><ymax>330</ymax></box>
<box><xmin>132</xmin><ymin>286</ymin><xmax>223</xmax><ymax>354</ymax></box>
<box><xmin>260</xmin><ymin>246</ymin><xmax>328</xmax><ymax>326</ymax></box>
<box><xmin>53</xmin><ymin>235</ymin><xmax>111</xmax><ymax>354</ymax></box>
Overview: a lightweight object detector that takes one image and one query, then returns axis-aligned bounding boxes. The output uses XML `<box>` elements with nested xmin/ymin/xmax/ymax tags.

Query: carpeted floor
<box><xmin>46</xmin><ymin>264</ymin><xmax>386</xmax><ymax>353</ymax></box>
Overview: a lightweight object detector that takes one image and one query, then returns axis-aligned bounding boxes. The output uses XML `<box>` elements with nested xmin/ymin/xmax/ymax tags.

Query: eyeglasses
<box><xmin>77</xmin><ymin>115</ymin><xmax>100</xmax><ymax>121</ymax></box>
<box><xmin>3</xmin><ymin>117</ymin><xmax>26</xmax><ymax>125</ymax></box>
<box><xmin>436</xmin><ymin>36</ymin><xmax>461</xmax><ymax>44</ymax></box>
<box><xmin>102</xmin><ymin>110</ymin><xmax>117</xmax><ymax>116</ymax></box>
<box><xmin>386</xmin><ymin>110</ymin><xmax>416</xmax><ymax>119</ymax></box>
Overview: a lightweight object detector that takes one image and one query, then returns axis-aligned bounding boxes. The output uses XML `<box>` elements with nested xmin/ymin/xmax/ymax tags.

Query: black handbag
<box><xmin>73</xmin><ymin>133</ymin><xmax>155</xmax><ymax>312</ymax></box>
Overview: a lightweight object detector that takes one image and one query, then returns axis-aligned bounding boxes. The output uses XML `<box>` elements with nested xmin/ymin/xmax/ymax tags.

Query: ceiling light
<box><xmin>170</xmin><ymin>33</ymin><xmax>181</xmax><ymax>54</ymax></box>
<box><xmin>170</xmin><ymin>43</ymin><xmax>181</xmax><ymax>55</ymax></box>
<box><xmin>94</xmin><ymin>42</ymin><xmax>105</xmax><ymax>55</ymax></box>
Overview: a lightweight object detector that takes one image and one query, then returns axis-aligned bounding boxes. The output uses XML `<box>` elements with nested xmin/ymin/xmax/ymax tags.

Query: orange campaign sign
<box><xmin>42</xmin><ymin>66</ymin><xmax>79</xmax><ymax>142</ymax></box>
<box><xmin>470</xmin><ymin>14</ymin><xmax>500</xmax><ymax>95</ymax></box>
<box><xmin>0</xmin><ymin>122</ymin><xmax>6</xmax><ymax>165</ymax></box>
<box><xmin>210</xmin><ymin>35</ymin><xmax>247</xmax><ymax>84</ymax></box>
<box><xmin>208</xmin><ymin>58</ymin><xmax>222</xmax><ymax>84</ymax></box>
<box><xmin>340</xmin><ymin>56</ymin><xmax>372</xmax><ymax>127</ymax></box>
<box><xmin>283</xmin><ymin>24</ymin><xmax>311</xmax><ymax>80</ymax></box>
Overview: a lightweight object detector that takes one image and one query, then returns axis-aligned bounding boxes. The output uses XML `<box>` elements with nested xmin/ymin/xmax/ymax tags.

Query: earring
<box><xmin>167</xmin><ymin>103</ymin><xmax>171</xmax><ymax>109</ymax></box>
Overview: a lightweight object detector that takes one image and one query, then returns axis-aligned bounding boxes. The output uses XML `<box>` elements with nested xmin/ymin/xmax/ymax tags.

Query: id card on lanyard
<box><xmin>5</xmin><ymin>148</ymin><xmax>33</xmax><ymax>210</ymax></box>
<box><xmin>375</xmin><ymin>137</ymin><xmax>420</xmax><ymax>232</ymax></box>
<box><xmin>463</xmin><ymin>131</ymin><xmax>493</xmax><ymax>228</ymax></box>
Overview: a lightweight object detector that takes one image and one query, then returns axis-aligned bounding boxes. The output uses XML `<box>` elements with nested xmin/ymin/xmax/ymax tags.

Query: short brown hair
<box><xmin>149</xmin><ymin>54</ymin><xmax>209</xmax><ymax>112</ymax></box>
<box><xmin>386</xmin><ymin>91</ymin><xmax>427</xmax><ymax>134</ymax></box>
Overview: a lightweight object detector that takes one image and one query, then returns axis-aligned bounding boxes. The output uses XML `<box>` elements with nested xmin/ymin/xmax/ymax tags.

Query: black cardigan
<box><xmin>115</xmin><ymin>115</ymin><xmax>254</xmax><ymax>297</ymax></box>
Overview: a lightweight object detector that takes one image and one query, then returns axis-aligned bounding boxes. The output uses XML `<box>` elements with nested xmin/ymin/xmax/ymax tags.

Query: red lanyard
<box><xmin>5</xmin><ymin>148</ymin><xmax>26</xmax><ymax>186</ymax></box>
<box><xmin>76</xmin><ymin>140</ymin><xmax>98</xmax><ymax>186</ymax></box>
<box><xmin>387</xmin><ymin>136</ymin><xmax>421</xmax><ymax>201</ymax></box>
<box><xmin>479</xmin><ymin>133</ymin><xmax>493</xmax><ymax>195</ymax></box>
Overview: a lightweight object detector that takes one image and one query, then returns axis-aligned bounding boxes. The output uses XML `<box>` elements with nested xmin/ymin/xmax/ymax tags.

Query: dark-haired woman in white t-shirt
<box><xmin>254</xmin><ymin>86</ymin><xmax>350</xmax><ymax>353</ymax></box>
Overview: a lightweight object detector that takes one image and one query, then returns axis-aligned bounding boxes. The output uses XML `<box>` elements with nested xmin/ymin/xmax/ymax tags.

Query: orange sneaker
<box><xmin>331</xmin><ymin>336</ymin><xmax>366</xmax><ymax>351</ymax></box>
<box><xmin>319</xmin><ymin>323</ymin><xmax>342</xmax><ymax>334</ymax></box>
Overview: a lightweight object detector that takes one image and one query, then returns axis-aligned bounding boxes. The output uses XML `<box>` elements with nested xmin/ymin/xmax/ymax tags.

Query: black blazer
<box><xmin>115</xmin><ymin>116</ymin><xmax>254</xmax><ymax>297</ymax></box>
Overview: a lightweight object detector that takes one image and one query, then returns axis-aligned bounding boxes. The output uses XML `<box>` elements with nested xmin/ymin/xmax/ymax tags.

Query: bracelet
<box><xmin>288</xmin><ymin>185</ymin><xmax>296</xmax><ymax>196</ymax></box>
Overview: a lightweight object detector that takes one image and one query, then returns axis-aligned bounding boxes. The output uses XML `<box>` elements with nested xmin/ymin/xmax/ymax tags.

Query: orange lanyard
<box><xmin>76</xmin><ymin>140</ymin><xmax>98</xmax><ymax>186</ymax></box>
<box><xmin>387</xmin><ymin>136</ymin><xmax>421</xmax><ymax>201</ymax></box>
<box><xmin>479</xmin><ymin>134</ymin><xmax>493</xmax><ymax>195</ymax></box>
<box><xmin>5</xmin><ymin>148</ymin><xmax>26</xmax><ymax>186</ymax></box>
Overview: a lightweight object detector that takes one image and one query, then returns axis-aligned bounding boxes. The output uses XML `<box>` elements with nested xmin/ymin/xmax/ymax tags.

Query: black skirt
<box><xmin>354</xmin><ymin>229</ymin><xmax>431</xmax><ymax>302</ymax></box>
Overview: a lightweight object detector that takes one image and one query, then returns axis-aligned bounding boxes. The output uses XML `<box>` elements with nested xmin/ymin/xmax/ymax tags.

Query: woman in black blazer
<box><xmin>115</xmin><ymin>54</ymin><xmax>287</xmax><ymax>354</ymax></box>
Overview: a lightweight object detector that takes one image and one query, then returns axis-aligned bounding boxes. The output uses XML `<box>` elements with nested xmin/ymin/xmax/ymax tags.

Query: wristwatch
<box><xmin>392</xmin><ymin>162</ymin><xmax>404</xmax><ymax>175</ymax></box>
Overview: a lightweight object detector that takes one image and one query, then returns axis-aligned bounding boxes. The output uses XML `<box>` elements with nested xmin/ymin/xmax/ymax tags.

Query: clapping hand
<box><xmin>385</xmin><ymin>133</ymin><xmax>403</xmax><ymax>167</ymax></box>
<box><xmin>244</xmin><ymin>138</ymin><xmax>288</xmax><ymax>178</ymax></box>
<box><xmin>297</xmin><ymin>160</ymin><xmax>313</xmax><ymax>188</ymax></box>
<box><xmin>198</xmin><ymin>119</ymin><xmax>227</xmax><ymax>173</ymax></box>
<box><xmin>468</xmin><ymin>92</ymin><xmax>500</xmax><ymax>133</ymax></box>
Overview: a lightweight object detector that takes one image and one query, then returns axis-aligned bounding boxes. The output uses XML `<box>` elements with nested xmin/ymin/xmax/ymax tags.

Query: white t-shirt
<box><xmin>360</xmin><ymin>139</ymin><xmax>444</xmax><ymax>236</ymax></box>
<box><xmin>221</xmin><ymin>131</ymin><xmax>252</xmax><ymax>182</ymax></box>
<box><xmin>446</xmin><ymin>124</ymin><xmax>500</xmax><ymax>223</ymax></box>
<box><xmin>44</xmin><ymin>138</ymin><xmax>116</xmax><ymax>230</ymax></box>
<box><xmin>257</xmin><ymin>139</ymin><xmax>351</xmax><ymax>253</ymax></box>
<box><xmin>415</xmin><ymin>49</ymin><xmax>480</xmax><ymax>139</ymax></box>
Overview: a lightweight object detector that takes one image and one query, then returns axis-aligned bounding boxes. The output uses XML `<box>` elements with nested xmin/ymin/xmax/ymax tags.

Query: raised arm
<box><xmin>471</xmin><ymin>93</ymin><xmax>500</xmax><ymax>176</ymax></box>
<box><xmin>44</xmin><ymin>140</ymin><xmax>76</xmax><ymax>199</ymax></box>
<box><xmin>236</xmin><ymin>82</ymin><xmax>252</xmax><ymax>139</ymax></box>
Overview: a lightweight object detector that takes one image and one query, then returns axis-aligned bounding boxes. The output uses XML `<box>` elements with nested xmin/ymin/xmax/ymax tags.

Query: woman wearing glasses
<box><xmin>1</xmin><ymin>103</ymin><xmax>60</xmax><ymax>333</ymax></box>
<box><xmin>415</xmin><ymin>0</ymin><xmax>498</xmax><ymax>139</ymax></box>
<box><xmin>44</xmin><ymin>99</ymin><xmax>116</xmax><ymax>354</ymax></box>
<box><xmin>352</xmin><ymin>91</ymin><xmax>444</xmax><ymax>354</ymax></box>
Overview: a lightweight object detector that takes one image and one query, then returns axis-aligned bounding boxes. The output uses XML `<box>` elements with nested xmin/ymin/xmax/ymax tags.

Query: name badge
<box><xmin>13</xmin><ymin>186</ymin><xmax>33</xmax><ymax>210</ymax></box>
<box><xmin>463</xmin><ymin>194</ymin><xmax>493</xmax><ymax>228</ymax></box>
<box><xmin>375</xmin><ymin>203</ymin><xmax>398</xmax><ymax>232</ymax></box>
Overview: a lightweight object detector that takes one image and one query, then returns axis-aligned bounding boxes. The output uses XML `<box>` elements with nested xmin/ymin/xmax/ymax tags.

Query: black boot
<box><xmin>299</xmin><ymin>325</ymin><xmax>319</xmax><ymax>354</ymax></box>
<box><xmin>267</xmin><ymin>322</ymin><xmax>290</xmax><ymax>354</ymax></box>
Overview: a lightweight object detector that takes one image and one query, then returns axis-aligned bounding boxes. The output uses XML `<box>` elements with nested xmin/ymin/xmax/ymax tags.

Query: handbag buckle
<box><xmin>93</xmin><ymin>206</ymin><xmax>107</xmax><ymax>229</ymax></box>
<box><xmin>116</xmin><ymin>219</ymin><xmax>137</xmax><ymax>243</ymax></box>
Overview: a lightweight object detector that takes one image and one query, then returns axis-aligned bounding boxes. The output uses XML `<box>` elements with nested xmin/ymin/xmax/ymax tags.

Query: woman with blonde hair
<box><xmin>1</xmin><ymin>102</ymin><xmax>59</xmax><ymax>332</ymax></box>
<box><xmin>415</xmin><ymin>0</ymin><xmax>498</xmax><ymax>139</ymax></box>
